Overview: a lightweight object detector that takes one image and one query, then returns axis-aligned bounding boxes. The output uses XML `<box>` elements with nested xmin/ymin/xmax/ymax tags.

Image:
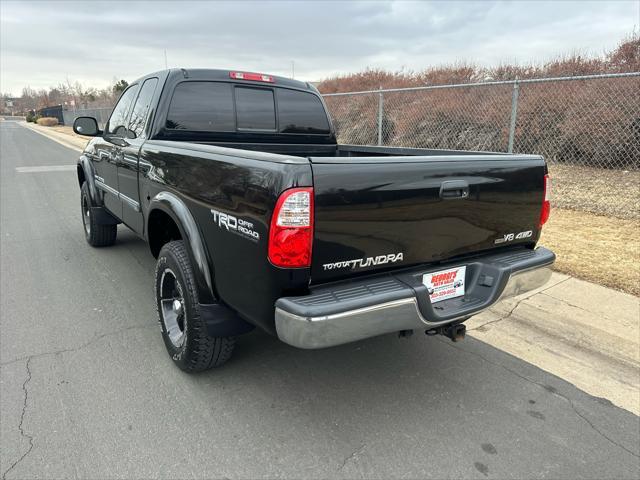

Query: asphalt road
<box><xmin>1</xmin><ymin>120</ymin><xmax>639</xmax><ymax>479</ymax></box>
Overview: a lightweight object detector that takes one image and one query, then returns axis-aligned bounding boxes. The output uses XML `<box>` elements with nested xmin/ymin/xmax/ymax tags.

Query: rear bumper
<box><xmin>275</xmin><ymin>247</ymin><xmax>554</xmax><ymax>349</ymax></box>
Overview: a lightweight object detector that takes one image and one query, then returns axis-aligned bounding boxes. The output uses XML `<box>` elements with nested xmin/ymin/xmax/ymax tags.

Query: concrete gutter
<box><xmin>469</xmin><ymin>272</ymin><xmax>640</xmax><ymax>415</ymax></box>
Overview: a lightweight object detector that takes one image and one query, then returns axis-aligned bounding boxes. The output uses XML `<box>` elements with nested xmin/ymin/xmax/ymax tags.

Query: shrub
<box><xmin>36</xmin><ymin>117</ymin><xmax>59</xmax><ymax>126</ymax></box>
<box><xmin>319</xmin><ymin>33</ymin><xmax>640</xmax><ymax>169</ymax></box>
<box><xmin>25</xmin><ymin>112</ymin><xmax>35</xmax><ymax>123</ymax></box>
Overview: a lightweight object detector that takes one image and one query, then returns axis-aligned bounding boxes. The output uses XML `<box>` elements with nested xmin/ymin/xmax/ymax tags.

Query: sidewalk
<box><xmin>21</xmin><ymin>121</ymin><xmax>88</xmax><ymax>151</ymax></box>
<box><xmin>471</xmin><ymin>272</ymin><xmax>640</xmax><ymax>415</ymax></box>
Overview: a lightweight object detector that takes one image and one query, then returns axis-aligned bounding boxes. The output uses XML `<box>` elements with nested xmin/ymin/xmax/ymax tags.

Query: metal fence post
<box><xmin>507</xmin><ymin>80</ymin><xmax>519</xmax><ymax>153</ymax></box>
<box><xmin>377</xmin><ymin>87</ymin><xmax>384</xmax><ymax>146</ymax></box>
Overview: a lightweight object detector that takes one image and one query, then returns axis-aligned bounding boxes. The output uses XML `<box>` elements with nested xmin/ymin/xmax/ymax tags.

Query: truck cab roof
<box><xmin>137</xmin><ymin>67</ymin><xmax>336</xmax><ymax>149</ymax></box>
<box><xmin>134</xmin><ymin>68</ymin><xmax>318</xmax><ymax>92</ymax></box>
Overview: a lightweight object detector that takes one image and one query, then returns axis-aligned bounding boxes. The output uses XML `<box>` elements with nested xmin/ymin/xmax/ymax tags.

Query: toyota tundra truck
<box><xmin>73</xmin><ymin>68</ymin><xmax>554</xmax><ymax>372</ymax></box>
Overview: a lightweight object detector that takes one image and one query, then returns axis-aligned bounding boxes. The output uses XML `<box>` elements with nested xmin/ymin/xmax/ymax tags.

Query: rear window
<box><xmin>166</xmin><ymin>82</ymin><xmax>234</xmax><ymax>131</ymax></box>
<box><xmin>277</xmin><ymin>89</ymin><xmax>330</xmax><ymax>134</ymax></box>
<box><xmin>165</xmin><ymin>81</ymin><xmax>330</xmax><ymax>135</ymax></box>
<box><xmin>235</xmin><ymin>87</ymin><xmax>275</xmax><ymax>130</ymax></box>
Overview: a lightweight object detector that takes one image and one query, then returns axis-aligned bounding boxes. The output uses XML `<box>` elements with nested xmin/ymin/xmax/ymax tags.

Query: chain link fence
<box><xmin>60</xmin><ymin>74</ymin><xmax>639</xmax><ymax>218</ymax></box>
<box><xmin>322</xmin><ymin>72</ymin><xmax>640</xmax><ymax>219</ymax></box>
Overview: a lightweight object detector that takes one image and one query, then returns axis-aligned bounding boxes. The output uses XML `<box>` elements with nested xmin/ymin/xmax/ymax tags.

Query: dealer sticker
<box><xmin>422</xmin><ymin>266</ymin><xmax>466</xmax><ymax>303</ymax></box>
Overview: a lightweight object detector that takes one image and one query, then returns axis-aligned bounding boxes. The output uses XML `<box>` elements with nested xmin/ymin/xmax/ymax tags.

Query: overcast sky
<box><xmin>1</xmin><ymin>0</ymin><xmax>638</xmax><ymax>95</ymax></box>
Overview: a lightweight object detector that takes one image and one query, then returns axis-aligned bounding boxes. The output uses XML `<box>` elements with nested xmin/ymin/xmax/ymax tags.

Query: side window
<box><xmin>128</xmin><ymin>78</ymin><xmax>158</xmax><ymax>139</ymax></box>
<box><xmin>106</xmin><ymin>86</ymin><xmax>138</xmax><ymax>136</ymax></box>
<box><xmin>277</xmin><ymin>89</ymin><xmax>330</xmax><ymax>134</ymax></box>
<box><xmin>166</xmin><ymin>82</ymin><xmax>234</xmax><ymax>131</ymax></box>
<box><xmin>235</xmin><ymin>87</ymin><xmax>275</xmax><ymax>130</ymax></box>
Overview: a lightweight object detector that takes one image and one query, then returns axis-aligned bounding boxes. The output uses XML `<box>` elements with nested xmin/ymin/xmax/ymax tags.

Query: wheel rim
<box><xmin>82</xmin><ymin>195</ymin><xmax>91</xmax><ymax>236</ymax></box>
<box><xmin>159</xmin><ymin>268</ymin><xmax>186</xmax><ymax>348</ymax></box>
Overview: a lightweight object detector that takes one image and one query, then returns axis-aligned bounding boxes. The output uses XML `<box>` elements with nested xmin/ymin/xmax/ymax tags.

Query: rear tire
<box><xmin>81</xmin><ymin>182</ymin><xmax>117</xmax><ymax>247</ymax></box>
<box><xmin>155</xmin><ymin>240</ymin><xmax>236</xmax><ymax>372</ymax></box>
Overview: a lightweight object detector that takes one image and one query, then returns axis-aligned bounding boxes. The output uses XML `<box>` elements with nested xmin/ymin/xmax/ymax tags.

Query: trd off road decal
<box><xmin>210</xmin><ymin>209</ymin><xmax>260</xmax><ymax>242</ymax></box>
<box><xmin>494</xmin><ymin>230</ymin><xmax>532</xmax><ymax>245</ymax></box>
<box><xmin>322</xmin><ymin>252</ymin><xmax>404</xmax><ymax>271</ymax></box>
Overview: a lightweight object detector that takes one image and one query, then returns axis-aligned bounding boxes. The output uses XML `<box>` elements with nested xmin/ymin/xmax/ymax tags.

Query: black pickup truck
<box><xmin>74</xmin><ymin>68</ymin><xmax>554</xmax><ymax>372</ymax></box>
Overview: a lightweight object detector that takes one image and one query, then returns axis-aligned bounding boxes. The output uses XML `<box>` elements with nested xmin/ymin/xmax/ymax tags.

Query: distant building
<box><xmin>2</xmin><ymin>97</ymin><xmax>18</xmax><ymax>115</ymax></box>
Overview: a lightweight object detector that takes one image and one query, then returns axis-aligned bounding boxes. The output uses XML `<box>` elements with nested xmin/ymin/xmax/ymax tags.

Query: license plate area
<box><xmin>422</xmin><ymin>266</ymin><xmax>466</xmax><ymax>303</ymax></box>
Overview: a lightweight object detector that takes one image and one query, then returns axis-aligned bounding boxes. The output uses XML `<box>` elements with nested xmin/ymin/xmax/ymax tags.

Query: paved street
<box><xmin>1</xmin><ymin>120</ymin><xmax>639</xmax><ymax>479</ymax></box>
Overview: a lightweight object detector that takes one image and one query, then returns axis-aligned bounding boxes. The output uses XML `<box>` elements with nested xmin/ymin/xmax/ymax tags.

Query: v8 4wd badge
<box><xmin>494</xmin><ymin>230</ymin><xmax>532</xmax><ymax>244</ymax></box>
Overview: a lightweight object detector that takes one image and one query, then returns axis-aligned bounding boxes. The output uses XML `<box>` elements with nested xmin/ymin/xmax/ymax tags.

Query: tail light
<box><xmin>539</xmin><ymin>174</ymin><xmax>551</xmax><ymax>228</ymax></box>
<box><xmin>268</xmin><ymin>187</ymin><xmax>314</xmax><ymax>268</ymax></box>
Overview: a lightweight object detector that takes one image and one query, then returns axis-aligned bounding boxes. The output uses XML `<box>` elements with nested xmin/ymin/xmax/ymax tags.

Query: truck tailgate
<box><xmin>309</xmin><ymin>154</ymin><xmax>546</xmax><ymax>283</ymax></box>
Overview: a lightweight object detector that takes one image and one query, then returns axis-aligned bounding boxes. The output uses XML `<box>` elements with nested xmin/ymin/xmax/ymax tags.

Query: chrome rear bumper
<box><xmin>275</xmin><ymin>247</ymin><xmax>554</xmax><ymax>349</ymax></box>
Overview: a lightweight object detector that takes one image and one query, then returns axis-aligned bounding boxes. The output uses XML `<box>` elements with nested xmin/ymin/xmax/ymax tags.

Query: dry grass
<box><xmin>540</xmin><ymin>208</ymin><xmax>640</xmax><ymax>296</ymax></box>
<box><xmin>48</xmin><ymin>124</ymin><xmax>87</xmax><ymax>139</ymax></box>
<box><xmin>549</xmin><ymin>165</ymin><xmax>640</xmax><ymax>220</ymax></box>
<box><xmin>36</xmin><ymin>117</ymin><xmax>59</xmax><ymax>126</ymax></box>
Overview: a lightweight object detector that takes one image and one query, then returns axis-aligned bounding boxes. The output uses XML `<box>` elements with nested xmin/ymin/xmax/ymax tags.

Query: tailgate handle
<box><xmin>440</xmin><ymin>180</ymin><xmax>469</xmax><ymax>199</ymax></box>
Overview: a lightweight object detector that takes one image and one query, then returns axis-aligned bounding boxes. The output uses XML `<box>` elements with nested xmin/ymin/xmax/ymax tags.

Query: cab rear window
<box><xmin>277</xmin><ymin>89</ymin><xmax>330</xmax><ymax>134</ymax></box>
<box><xmin>166</xmin><ymin>82</ymin><xmax>235</xmax><ymax>131</ymax></box>
<box><xmin>165</xmin><ymin>81</ymin><xmax>330</xmax><ymax>134</ymax></box>
<box><xmin>235</xmin><ymin>87</ymin><xmax>276</xmax><ymax>131</ymax></box>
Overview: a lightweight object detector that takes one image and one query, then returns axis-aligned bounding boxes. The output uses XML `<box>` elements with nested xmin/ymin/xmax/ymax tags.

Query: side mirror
<box><xmin>73</xmin><ymin>116</ymin><xmax>101</xmax><ymax>136</ymax></box>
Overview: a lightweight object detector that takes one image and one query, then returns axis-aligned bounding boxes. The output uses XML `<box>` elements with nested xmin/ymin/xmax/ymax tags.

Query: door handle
<box><xmin>440</xmin><ymin>180</ymin><xmax>469</xmax><ymax>200</ymax></box>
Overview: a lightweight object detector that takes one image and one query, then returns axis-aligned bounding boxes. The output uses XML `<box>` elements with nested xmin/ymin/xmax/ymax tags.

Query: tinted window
<box><xmin>166</xmin><ymin>82</ymin><xmax>234</xmax><ymax>131</ymax></box>
<box><xmin>107</xmin><ymin>86</ymin><xmax>138</xmax><ymax>136</ymax></box>
<box><xmin>128</xmin><ymin>78</ymin><xmax>158</xmax><ymax>138</ymax></box>
<box><xmin>235</xmin><ymin>87</ymin><xmax>275</xmax><ymax>130</ymax></box>
<box><xmin>278</xmin><ymin>89</ymin><xmax>330</xmax><ymax>134</ymax></box>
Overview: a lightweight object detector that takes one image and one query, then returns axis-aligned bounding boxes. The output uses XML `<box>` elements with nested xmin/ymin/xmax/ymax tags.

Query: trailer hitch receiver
<box><xmin>443</xmin><ymin>323</ymin><xmax>466</xmax><ymax>342</ymax></box>
<box><xmin>426</xmin><ymin>323</ymin><xmax>466</xmax><ymax>342</ymax></box>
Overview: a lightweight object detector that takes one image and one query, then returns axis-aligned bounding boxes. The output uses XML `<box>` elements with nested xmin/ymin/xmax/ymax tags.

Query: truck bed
<box><xmin>194</xmin><ymin>142</ymin><xmax>504</xmax><ymax>159</ymax></box>
<box><xmin>157</xmin><ymin>138</ymin><xmax>545</xmax><ymax>285</ymax></box>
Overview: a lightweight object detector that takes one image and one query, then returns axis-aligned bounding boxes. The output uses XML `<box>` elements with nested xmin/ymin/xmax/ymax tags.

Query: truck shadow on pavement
<box><xmin>194</xmin><ymin>325</ymin><xmax>639</xmax><ymax>477</ymax></box>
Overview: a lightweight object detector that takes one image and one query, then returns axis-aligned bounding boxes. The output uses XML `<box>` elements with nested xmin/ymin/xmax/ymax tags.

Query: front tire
<box><xmin>81</xmin><ymin>182</ymin><xmax>117</xmax><ymax>247</ymax></box>
<box><xmin>155</xmin><ymin>240</ymin><xmax>236</xmax><ymax>372</ymax></box>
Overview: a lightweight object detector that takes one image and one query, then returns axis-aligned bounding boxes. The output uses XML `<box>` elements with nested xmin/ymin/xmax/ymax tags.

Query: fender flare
<box><xmin>148</xmin><ymin>191</ymin><xmax>216</xmax><ymax>304</ymax></box>
<box><xmin>77</xmin><ymin>155</ymin><xmax>100</xmax><ymax>205</ymax></box>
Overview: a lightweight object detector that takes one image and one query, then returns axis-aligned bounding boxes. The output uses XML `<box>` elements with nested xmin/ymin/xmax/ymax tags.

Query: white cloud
<box><xmin>1</xmin><ymin>0</ymin><xmax>637</xmax><ymax>95</ymax></box>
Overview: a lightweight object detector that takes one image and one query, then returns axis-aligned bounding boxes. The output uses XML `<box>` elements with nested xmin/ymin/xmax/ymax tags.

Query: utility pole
<box><xmin>164</xmin><ymin>50</ymin><xmax>168</xmax><ymax>69</ymax></box>
<box><xmin>291</xmin><ymin>60</ymin><xmax>295</xmax><ymax>79</ymax></box>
